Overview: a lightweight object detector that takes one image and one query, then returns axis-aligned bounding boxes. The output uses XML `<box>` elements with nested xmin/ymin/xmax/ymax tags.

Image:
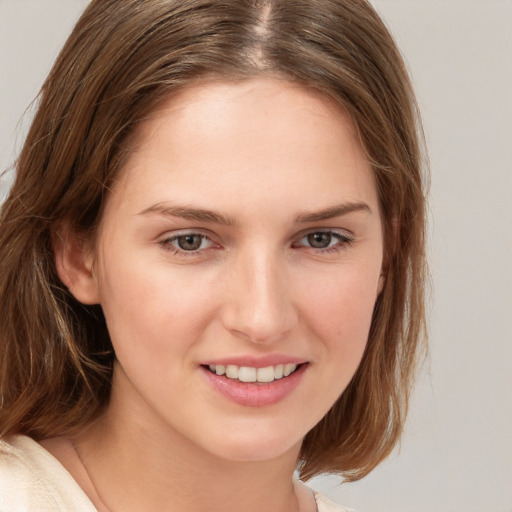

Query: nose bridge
<box><xmin>222</xmin><ymin>242</ymin><xmax>296</xmax><ymax>344</ymax></box>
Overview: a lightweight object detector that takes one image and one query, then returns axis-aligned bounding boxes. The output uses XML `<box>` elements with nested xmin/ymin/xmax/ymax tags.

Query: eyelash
<box><xmin>159</xmin><ymin>230</ymin><xmax>353</xmax><ymax>257</ymax></box>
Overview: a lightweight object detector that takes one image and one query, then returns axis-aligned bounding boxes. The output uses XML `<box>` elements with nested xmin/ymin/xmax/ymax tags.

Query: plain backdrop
<box><xmin>1</xmin><ymin>1</ymin><xmax>511</xmax><ymax>511</ymax></box>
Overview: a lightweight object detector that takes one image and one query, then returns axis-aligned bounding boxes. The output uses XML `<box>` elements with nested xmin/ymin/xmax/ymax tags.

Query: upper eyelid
<box><xmin>294</xmin><ymin>227</ymin><xmax>354</xmax><ymax>240</ymax></box>
<box><xmin>159</xmin><ymin>228</ymin><xmax>218</xmax><ymax>242</ymax></box>
<box><xmin>295</xmin><ymin>231</ymin><xmax>352</xmax><ymax>243</ymax></box>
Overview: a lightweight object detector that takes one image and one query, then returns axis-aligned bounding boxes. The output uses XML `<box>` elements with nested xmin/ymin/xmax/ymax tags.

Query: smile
<box><xmin>201</xmin><ymin>362</ymin><xmax>308</xmax><ymax>407</ymax></box>
<box><xmin>207</xmin><ymin>363</ymin><xmax>299</xmax><ymax>383</ymax></box>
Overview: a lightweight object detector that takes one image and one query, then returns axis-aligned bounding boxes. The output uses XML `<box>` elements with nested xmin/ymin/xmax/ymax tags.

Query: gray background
<box><xmin>1</xmin><ymin>1</ymin><xmax>511</xmax><ymax>511</ymax></box>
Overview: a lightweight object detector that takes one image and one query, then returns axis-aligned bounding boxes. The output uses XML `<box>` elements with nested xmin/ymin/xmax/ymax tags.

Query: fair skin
<box><xmin>49</xmin><ymin>78</ymin><xmax>384</xmax><ymax>512</ymax></box>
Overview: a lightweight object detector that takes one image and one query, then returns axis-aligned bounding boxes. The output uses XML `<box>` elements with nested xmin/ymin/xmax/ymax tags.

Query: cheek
<box><xmin>96</xmin><ymin>255</ymin><xmax>219</xmax><ymax>358</ymax></box>
<box><xmin>299</xmin><ymin>266</ymin><xmax>379</xmax><ymax>356</ymax></box>
<box><xmin>288</xmin><ymin>265</ymin><xmax>380</xmax><ymax>424</ymax></box>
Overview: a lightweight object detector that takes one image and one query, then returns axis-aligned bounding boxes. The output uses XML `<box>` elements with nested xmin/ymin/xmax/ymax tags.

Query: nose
<box><xmin>220</xmin><ymin>246</ymin><xmax>297</xmax><ymax>344</ymax></box>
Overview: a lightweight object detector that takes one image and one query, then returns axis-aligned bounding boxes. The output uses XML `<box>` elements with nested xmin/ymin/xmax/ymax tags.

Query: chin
<box><xmin>203</xmin><ymin>428</ymin><xmax>303</xmax><ymax>464</ymax></box>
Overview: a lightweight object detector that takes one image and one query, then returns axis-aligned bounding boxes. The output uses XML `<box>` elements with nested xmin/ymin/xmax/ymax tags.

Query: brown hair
<box><xmin>0</xmin><ymin>0</ymin><xmax>427</xmax><ymax>481</ymax></box>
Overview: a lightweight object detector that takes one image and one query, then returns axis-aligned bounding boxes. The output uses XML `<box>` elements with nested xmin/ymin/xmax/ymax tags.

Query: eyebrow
<box><xmin>137</xmin><ymin>203</ymin><xmax>237</xmax><ymax>226</ymax></box>
<box><xmin>137</xmin><ymin>201</ymin><xmax>371</xmax><ymax>225</ymax></box>
<box><xmin>294</xmin><ymin>202</ymin><xmax>371</xmax><ymax>223</ymax></box>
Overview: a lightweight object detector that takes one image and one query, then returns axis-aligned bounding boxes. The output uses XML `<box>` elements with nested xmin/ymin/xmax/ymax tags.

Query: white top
<box><xmin>0</xmin><ymin>435</ymin><xmax>354</xmax><ymax>512</ymax></box>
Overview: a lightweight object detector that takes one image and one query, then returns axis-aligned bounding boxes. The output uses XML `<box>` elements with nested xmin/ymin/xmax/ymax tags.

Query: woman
<box><xmin>0</xmin><ymin>1</ymin><xmax>427</xmax><ymax>511</ymax></box>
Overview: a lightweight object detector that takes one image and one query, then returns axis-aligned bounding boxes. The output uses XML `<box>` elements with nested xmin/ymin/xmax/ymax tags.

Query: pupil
<box><xmin>178</xmin><ymin>235</ymin><xmax>202</xmax><ymax>251</ymax></box>
<box><xmin>308</xmin><ymin>232</ymin><xmax>331</xmax><ymax>248</ymax></box>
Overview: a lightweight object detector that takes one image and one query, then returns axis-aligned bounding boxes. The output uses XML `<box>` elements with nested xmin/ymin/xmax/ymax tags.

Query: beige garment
<box><xmin>0</xmin><ymin>435</ymin><xmax>354</xmax><ymax>512</ymax></box>
<box><xmin>0</xmin><ymin>435</ymin><xmax>96</xmax><ymax>511</ymax></box>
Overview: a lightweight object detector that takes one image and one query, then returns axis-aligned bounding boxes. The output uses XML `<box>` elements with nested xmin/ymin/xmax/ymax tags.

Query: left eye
<box><xmin>164</xmin><ymin>234</ymin><xmax>213</xmax><ymax>252</ymax></box>
<box><xmin>295</xmin><ymin>231</ymin><xmax>351</xmax><ymax>250</ymax></box>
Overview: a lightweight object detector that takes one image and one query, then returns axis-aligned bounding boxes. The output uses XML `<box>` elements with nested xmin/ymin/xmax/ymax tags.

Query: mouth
<box><xmin>200</xmin><ymin>361</ymin><xmax>308</xmax><ymax>407</ymax></box>
<box><xmin>202</xmin><ymin>363</ymin><xmax>305</xmax><ymax>384</ymax></box>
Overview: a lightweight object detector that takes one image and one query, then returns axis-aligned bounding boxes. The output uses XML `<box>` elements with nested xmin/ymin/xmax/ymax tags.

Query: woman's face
<box><xmin>89</xmin><ymin>78</ymin><xmax>384</xmax><ymax>462</ymax></box>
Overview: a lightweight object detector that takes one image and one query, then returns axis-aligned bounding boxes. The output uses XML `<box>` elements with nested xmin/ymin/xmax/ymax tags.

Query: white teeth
<box><xmin>207</xmin><ymin>363</ymin><xmax>298</xmax><ymax>383</ymax></box>
<box><xmin>226</xmin><ymin>365</ymin><xmax>238</xmax><ymax>379</ymax></box>
<box><xmin>256</xmin><ymin>366</ymin><xmax>275</xmax><ymax>383</ymax></box>
<box><xmin>283</xmin><ymin>363</ymin><xmax>296</xmax><ymax>377</ymax></box>
<box><xmin>238</xmin><ymin>367</ymin><xmax>257</xmax><ymax>382</ymax></box>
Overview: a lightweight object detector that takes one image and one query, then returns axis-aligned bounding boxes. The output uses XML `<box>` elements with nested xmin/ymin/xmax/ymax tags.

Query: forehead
<box><xmin>128</xmin><ymin>77</ymin><xmax>362</xmax><ymax>159</ymax></box>
<box><xmin>106</xmin><ymin>77</ymin><xmax>378</xmax><ymax>219</ymax></box>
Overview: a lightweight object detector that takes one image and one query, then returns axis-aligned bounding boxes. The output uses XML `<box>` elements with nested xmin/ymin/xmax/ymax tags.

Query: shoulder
<box><xmin>314</xmin><ymin>489</ymin><xmax>358</xmax><ymax>512</ymax></box>
<box><xmin>0</xmin><ymin>435</ymin><xmax>96</xmax><ymax>511</ymax></box>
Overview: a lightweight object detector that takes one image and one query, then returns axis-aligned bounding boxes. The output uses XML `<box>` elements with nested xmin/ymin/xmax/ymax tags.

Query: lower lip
<box><xmin>201</xmin><ymin>364</ymin><xmax>307</xmax><ymax>407</ymax></box>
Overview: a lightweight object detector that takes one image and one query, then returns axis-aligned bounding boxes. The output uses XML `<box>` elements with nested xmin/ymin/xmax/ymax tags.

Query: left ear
<box><xmin>377</xmin><ymin>272</ymin><xmax>386</xmax><ymax>295</ymax></box>
<box><xmin>377</xmin><ymin>215</ymin><xmax>398</xmax><ymax>296</ymax></box>
<box><xmin>53</xmin><ymin>224</ymin><xmax>101</xmax><ymax>305</ymax></box>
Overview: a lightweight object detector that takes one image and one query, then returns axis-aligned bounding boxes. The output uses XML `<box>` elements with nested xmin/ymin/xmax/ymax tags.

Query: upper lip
<box><xmin>201</xmin><ymin>354</ymin><xmax>308</xmax><ymax>368</ymax></box>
